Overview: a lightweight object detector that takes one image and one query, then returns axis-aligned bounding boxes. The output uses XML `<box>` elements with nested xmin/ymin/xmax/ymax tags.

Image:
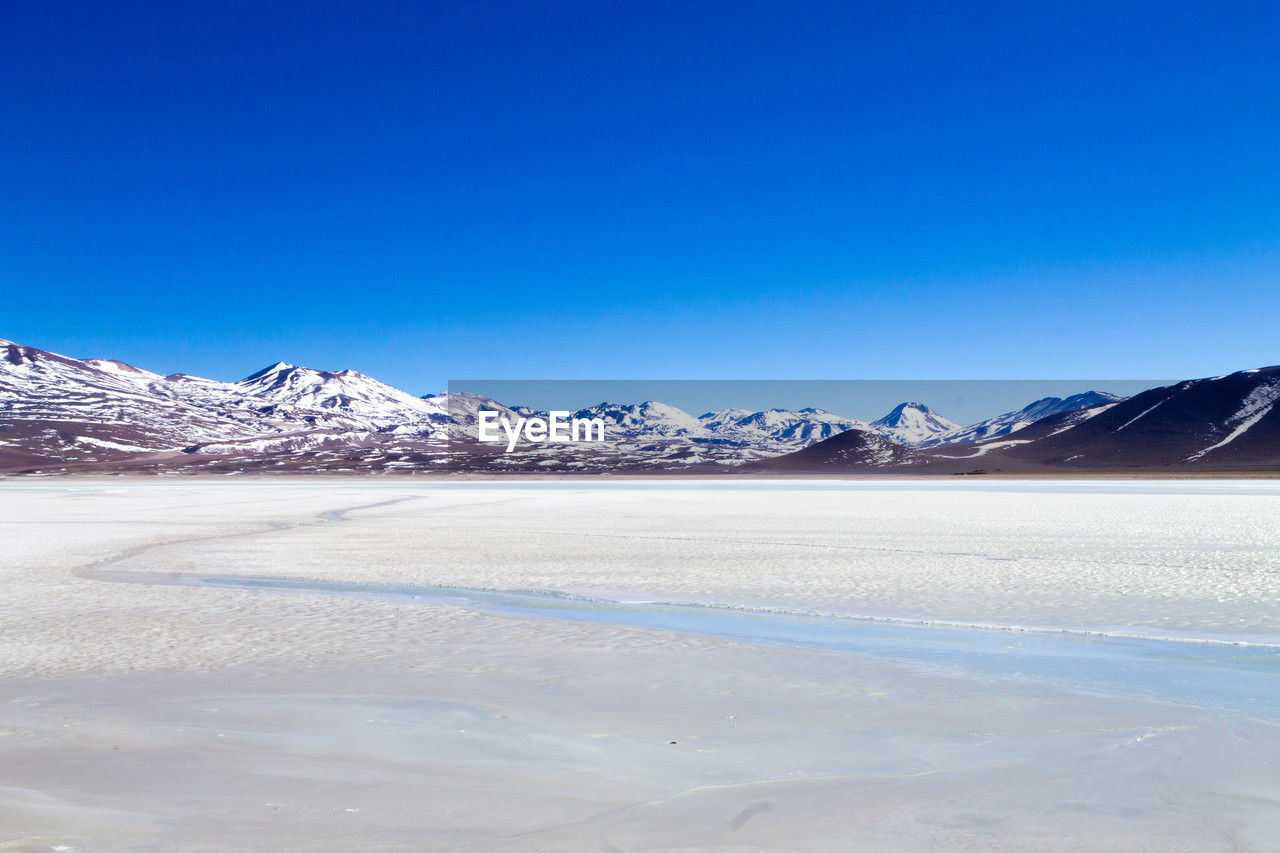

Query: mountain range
<box><xmin>2</xmin><ymin>337</ymin><xmax>1276</xmax><ymax>474</ymax></box>
<box><xmin>754</xmin><ymin>370</ymin><xmax>1279</xmax><ymax>473</ymax></box>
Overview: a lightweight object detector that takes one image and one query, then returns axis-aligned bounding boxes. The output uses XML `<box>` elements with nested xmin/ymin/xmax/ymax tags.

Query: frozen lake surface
<box><xmin>85</xmin><ymin>570</ymin><xmax>1280</xmax><ymax>725</ymax></box>
<box><xmin>3</xmin><ymin>479</ymin><xmax>1280</xmax><ymax>849</ymax></box>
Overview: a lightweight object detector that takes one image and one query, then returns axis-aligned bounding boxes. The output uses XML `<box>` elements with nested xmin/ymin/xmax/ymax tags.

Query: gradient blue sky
<box><xmin>3</xmin><ymin>1</ymin><xmax>1277</xmax><ymax>395</ymax></box>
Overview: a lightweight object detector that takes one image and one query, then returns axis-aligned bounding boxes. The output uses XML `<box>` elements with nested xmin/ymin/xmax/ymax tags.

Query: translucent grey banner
<box><xmin>434</xmin><ymin>376</ymin><xmax>1280</xmax><ymax>475</ymax></box>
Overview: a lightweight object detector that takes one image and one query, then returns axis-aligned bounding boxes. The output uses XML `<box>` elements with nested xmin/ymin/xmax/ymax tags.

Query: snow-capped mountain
<box><xmin>917</xmin><ymin>391</ymin><xmax>1123</xmax><ymax>448</ymax></box>
<box><xmin>236</xmin><ymin>362</ymin><xmax>448</xmax><ymax>429</ymax></box>
<box><xmin>1</xmin><ymin>338</ymin><xmax>286</xmax><ymax>466</ymax></box>
<box><xmin>573</xmin><ymin>401</ymin><xmax>708</xmax><ymax>439</ymax></box>
<box><xmin>870</xmin><ymin>403</ymin><xmax>960</xmax><ymax>446</ymax></box>
<box><xmin>698</xmin><ymin>407</ymin><xmax>866</xmax><ymax>448</ymax></box>
<box><xmin>433</xmin><ymin>391</ymin><xmax>538</xmax><ymax>440</ymax></box>
<box><xmin>0</xmin><ymin>338</ymin><xmax>449</xmax><ymax>469</ymax></box>
<box><xmin>562</xmin><ymin>402</ymin><xmax>872</xmax><ymax>454</ymax></box>
<box><xmin>756</xmin><ymin>368</ymin><xmax>1280</xmax><ymax>472</ymax></box>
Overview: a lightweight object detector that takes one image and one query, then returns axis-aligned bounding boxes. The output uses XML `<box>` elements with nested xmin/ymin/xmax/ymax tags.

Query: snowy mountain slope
<box><xmin>766</xmin><ymin>368</ymin><xmax>1280</xmax><ymax>472</ymax></box>
<box><xmin>698</xmin><ymin>407</ymin><xmax>867</xmax><ymax>448</ymax></box>
<box><xmin>572</xmin><ymin>401</ymin><xmax>708</xmax><ymax>439</ymax></box>
<box><xmin>432</xmin><ymin>391</ymin><xmax>538</xmax><ymax>441</ymax></box>
<box><xmin>236</xmin><ymin>362</ymin><xmax>448</xmax><ymax>429</ymax></box>
<box><xmin>744</xmin><ymin>424</ymin><xmax>928</xmax><ymax>471</ymax></box>
<box><xmin>81</xmin><ymin>359</ymin><xmax>166</xmax><ymax>384</ymax></box>
<box><xmin>1</xmin><ymin>339</ymin><xmax>279</xmax><ymax>463</ymax></box>
<box><xmin>0</xmin><ymin>339</ymin><xmax>451</xmax><ymax>469</ymax></box>
<box><xmin>918</xmin><ymin>391</ymin><xmax>1123</xmax><ymax>448</ymax></box>
<box><xmin>992</xmin><ymin>368</ymin><xmax>1280</xmax><ymax>468</ymax></box>
<box><xmin>931</xmin><ymin>403</ymin><xmax>1119</xmax><ymax>460</ymax></box>
<box><xmin>869</xmin><ymin>403</ymin><xmax>960</xmax><ymax>446</ymax></box>
<box><xmin>564</xmin><ymin>402</ymin><xmax>870</xmax><ymax>452</ymax></box>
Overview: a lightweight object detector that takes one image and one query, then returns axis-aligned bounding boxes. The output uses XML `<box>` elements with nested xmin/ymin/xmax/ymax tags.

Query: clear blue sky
<box><xmin>3</xmin><ymin>1</ymin><xmax>1277</xmax><ymax>395</ymax></box>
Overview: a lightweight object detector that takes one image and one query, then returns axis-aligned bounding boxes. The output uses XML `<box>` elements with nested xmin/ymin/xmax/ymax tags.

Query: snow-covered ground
<box><xmin>2</xmin><ymin>479</ymin><xmax>1279</xmax><ymax>849</ymax></box>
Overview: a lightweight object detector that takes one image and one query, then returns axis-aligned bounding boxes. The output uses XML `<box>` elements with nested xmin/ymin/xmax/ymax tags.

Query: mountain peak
<box><xmin>870</xmin><ymin>402</ymin><xmax>960</xmax><ymax>446</ymax></box>
<box><xmin>240</xmin><ymin>362</ymin><xmax>297</xmax><ymax>382</ymax></box>
<box><xmin>875</xmin><ymin>401</ymin><xmax>932</xmax><ymax>425</ymax></box>
<box><xmin>873</xmin><ymin>402</ymin><xmax>957</xmax><ymax>429</ymax></box>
